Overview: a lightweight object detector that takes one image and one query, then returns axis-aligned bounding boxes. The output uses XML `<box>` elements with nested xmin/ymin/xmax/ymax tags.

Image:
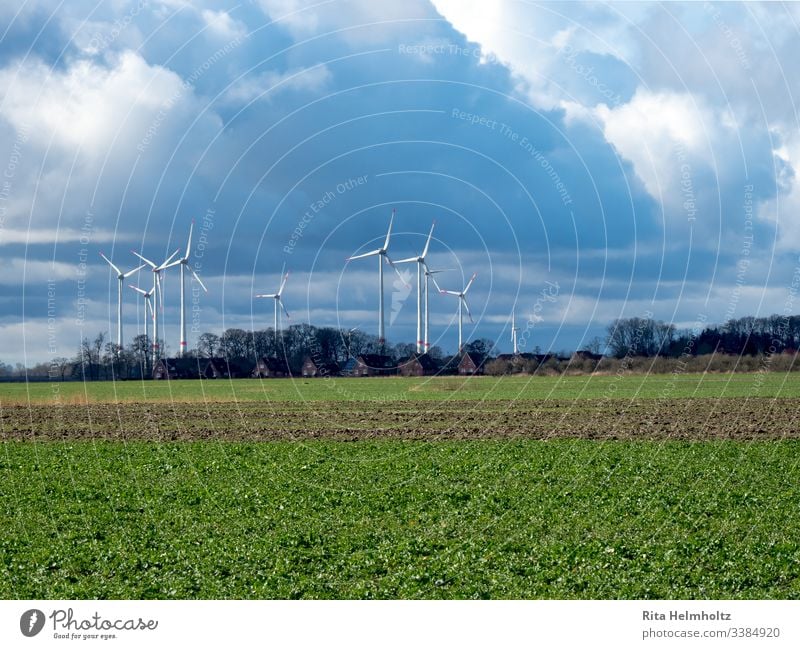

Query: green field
<box><xmin>2</xmin><ymin>440</ymin><xmax>799</xmax><ymax>598</ymax></box>
<box><xmin>4</xmin><ymin>371</ymin><xmax>800</xmax><ymax>404</ymax></box>
<box><xmin>2</xmin><ymin>373</ymin><xmax>800</xmax><ymax>599</ymax></box>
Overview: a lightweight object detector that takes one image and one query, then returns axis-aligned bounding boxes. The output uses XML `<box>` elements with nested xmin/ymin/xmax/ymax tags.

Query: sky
<box><xmin>0</xmin><ymin>0</ymin><xmax>798</xmax><ymax>363</ymax></box>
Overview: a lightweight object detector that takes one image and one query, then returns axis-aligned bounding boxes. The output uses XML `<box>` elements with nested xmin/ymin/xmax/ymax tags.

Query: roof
<box><xmin>356</xmin><ymin>354</ymin><xmax>395</xmax><ymax>369</ymax></box>
<box><xmin>206</xmin><ymin>357</ymin><xmax>255</xmax><ymax>375</ymax></box>
<box><xmin>341</xmin><ymin>357</ymin><xmax>358</xmax><ymax>372</ymax></box>
<box><xmin>405</xmin><ymin>353</ymin><xmax>440</xmax><ymax>371</ymax></box>
<box><xmin>257</xmin><ymin>356</ymin><xmax>290</xmax><ymax>372</ymax></box>
<box><xmin>460</xmin><ymin>352</ymin><xmax>485</xmax><ymax>366</ymax></box>
<box><xmin>160</xmin><ymin>358</ymin><xmax>203</xmax><ymax>372</ymax></box>
<box><xmin>303</xmin><ymin>356</ymin><xmax>340</xmax><ymax>372</ymax></box>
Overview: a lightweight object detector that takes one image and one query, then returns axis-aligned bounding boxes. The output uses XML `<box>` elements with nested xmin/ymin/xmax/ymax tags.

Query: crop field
<box><xmin>2</xmin><ymin>373</ymin><xmax>800</xmax><ymax>599</ymax></box>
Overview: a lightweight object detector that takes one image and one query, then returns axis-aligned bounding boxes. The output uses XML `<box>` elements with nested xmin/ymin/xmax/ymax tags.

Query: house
<box><xmin>301</xmin><ymin>356</ymin><xmax>340</xmax><ymax>378</ymax></box>
<box><xmin>202</xmin><ymin>357</ymin><xmax>254</xmax><ymax>379</ymax></box>
<box><xmin>352</xmin><ymin>354</ymin><xmax>396</xmax><ymax>377</ymax></box>
<box><xmin>398</xmin><ymin>353</ymin><xmax>441</xmax><ymax>377</ymax></box>
<box><xmin>252</xmin><ymin>356</ymin><xmax>291</xmax><ymax>378</ymax></box>
<box><xmin>339</xmin><ymin>357</ymin><xmax>358</xmax><ymax>377</ymax></box>
<box><xmin>152</xmin><ymin>358</ymin><xmax>203</xmax><ymax>380</ymax></box>
<box><xmin>458</xmin><ymin>352</ymin><xmax>486</xmax><ymax>375</ymax></box>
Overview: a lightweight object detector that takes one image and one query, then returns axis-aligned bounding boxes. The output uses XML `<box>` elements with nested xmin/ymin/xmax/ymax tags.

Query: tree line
<box><xmin>605</xmin><ymin>315</ymin><xmax>800</xmax><ymax>359</ymax></box>
<box><xmin>11</xmin><ymin>313</ymin><xmax>800</xmax><ymax>380</ymax></box>
<box><xmin>24</xmin><ymin>326</ymin><xmax>497</xmax><ymax>381</ymax></box>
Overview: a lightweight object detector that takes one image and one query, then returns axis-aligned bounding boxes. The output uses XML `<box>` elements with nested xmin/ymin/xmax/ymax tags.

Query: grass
<box><xmin>2</xmin><ymin>440</ymin><xmax>800</xmax><ymax>598</ymax></box>
<box><xmin>3</xmin><ymin>371</ymin><xmax>800</xmax><ymax>404</ymax></box>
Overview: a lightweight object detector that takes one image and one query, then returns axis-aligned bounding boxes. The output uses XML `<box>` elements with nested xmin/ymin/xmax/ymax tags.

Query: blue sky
<box><xmin>0</xmin><ymin>0</ymin><xmax>798</xmax><ymax>362</ymax></box>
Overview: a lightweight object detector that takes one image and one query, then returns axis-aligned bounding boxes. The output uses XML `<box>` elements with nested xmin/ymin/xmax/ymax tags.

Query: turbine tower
<box><xmin>435</xmin><ymin>272</ymin><xmax>477</xmax><ymax>354</ymax></box>
<box><xmin>162</xmin><ymin>222</ymin><xmax>208</xmax><ymax>357</ymax></box>
<box><xmin>511</xmin><ymin>310</ymin><xmax>520</xmax><ymax>354</ymax></box>
<box><xmin>395</xmin><ymin>222</ymin><xmax>435</xmax><ymax>353</ymax></box>
<box><xmin>255</xmin><ymin>270</ymin><xmax>290</xmax><ymax>347</ymax></box>
<box><xmin>132</xmin><ymin>247</ymin><xmax>179</xmax><ymax>365</ymax></box>
<box><xmin>346</xmin><ymin>209</ymin><xmax>405</xmax><ymax>346</ymax></box>
<box><xmin>99</xmin><ymin>253</ymin><xmax>144</xmax><ymax>348</ymax></box>
<box><xmin>423</xmin><ymin>264</ymin><xmax>449</xmax><ymax>352</ymax></box>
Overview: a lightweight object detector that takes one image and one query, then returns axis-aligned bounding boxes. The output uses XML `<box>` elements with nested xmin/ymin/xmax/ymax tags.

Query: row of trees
<box><xmin>23</xmin><ymin>326</ymin><xmax>497</xmax><ymax>381</ymax></box>
<box><xmin>13</xmin><ymin>313</ymin><xmax>800</xmax><ymax>380</ymax></box>
<box><xmin>605</xmin><ymin>315</ymin><xmax>800</xmax><ymax>359</ymax></box>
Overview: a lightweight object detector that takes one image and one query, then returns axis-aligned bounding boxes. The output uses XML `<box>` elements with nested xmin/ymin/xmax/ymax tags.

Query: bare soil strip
<box><xmin>1</xmin><ymin>398</ymin><xmax>796</xmax><ymax>441</ymax></box>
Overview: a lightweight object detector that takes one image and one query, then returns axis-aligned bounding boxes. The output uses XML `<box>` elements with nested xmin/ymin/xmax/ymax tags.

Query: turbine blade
<box><xmin>131</xmin><ymin>250</ymin><xmax>157</xmax><ymax>269</ymax></box>
<box><xmin>190</xmin><ymin>268</ymin><xmax>208</xmax><ymax>292</ymax></box>
<box><xmin>383</xmin><ymin>209</ymin><xmax>395</xmax><ymax>251</ymax></box>
<box><xmin>122</xmin><ymin>264</ymin><xmax>146</xmax><ymax>278</ymax></box>
<box><xmin>430</xmin><ymin>274</ymin><xmax>444</xmax><ymax>292</ymax></box>
<box><xmin>156</xmin><ymin>248</ymin><xmax>180</xmax><ymax>270</ymax></box>
<box><xmin>129</xmin><ymin>284</ymin><xmax>147</xmax><ymax>296</ymax></box>
<box><xmin>99</xmin><ymin>252</ymin><xmax>121</xmax><ymax>276</ymax></box>
<box><xmin>462</xmin><ymin>296</ymin><xmax>473</xmax><ymax>323</ymax></box>
<box><xmin>441</xmin><ymin>289</ymin><xmax>461</xmax><ymax>296</ymax></box>
<box><xmin>186</xmin><ymin>220</ymin><xmax>194</xmax><ymax>259</ymax></box>
<box><xmin>393</xmin><ymin>256</ymin><xmax>418</xmax><ymax>264</ymax></box>
<box><xmin>463</xmin><ymin>272</ymin><xmax>477</xmax><ymax>295</ymax></box>
<box><xmin>421</xmin><ymin>221</ymin><xmax>435</xmax><ymax>258</ymax></box>
<box><xmin>189</xmin><ymin>266</ymin><xmax>208</xmax><ymax>293</ymax></box>
<box><xmin>347</xmin><ymin>249</ymin><xmax>382</xmax><ymax>261</ymax></box>
<box><xmin>278</xmin><ymin>271</ymin><xmax>289</xmax><ymax>296</ymax></box>
<box><xmin>255</xmin><ymin>293</ymin><xmax>277</xmax><ymax>299</ymax></box>
<box><xmin>156</xmin><ymin>273</ymin><xmax>163</xmax><ymax>310</ymax></box>
<box><xmin>385</xmin><ymin>254</ymin><xmax>410</xmax><ymax>288</ymax></box>
<box><xmin>279</xmin><ymin>299</ymin><xmax>290</xmax><ymax>319</ymax></box>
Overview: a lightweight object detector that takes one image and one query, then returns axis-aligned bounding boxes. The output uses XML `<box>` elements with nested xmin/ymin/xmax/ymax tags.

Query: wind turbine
<box><xmin>99</xmin><ymin>253</ymin><xmax>145</xmax><ymax>348</ymax></box>
<box><xmin>132</xmin><ymin>247</ymin><xmax>179</xmax><ymax>364</ymax></box>
<box><xmin>345</xmin><ymin>209</ymin><xmax>406</xmax><ymax>346</ymax></box>
<box><xmin>511</xmin><ymin>310</ymin><xmax>520</xmax><ymax>354</ymax></box>
<box><xmin>395</xmin><ymin>222</ymin><xmax>435</xmax><ymax>354</ymax></box>
<box><xmin>129</xmin><ymin>285</ymin><xmax>154</xmax><ymax>343</ymax></box>
<box><xmin>255</xmin><ymin>270</ymin><xmax>290</xmax><ymax>347</ymax></box>
<box><xmin>435</xmin><ymin>272</ymin><xmax>477</xmax><ymax>354</ymax></box>
<box><xmin>162</xmin><ymin>222</ymin><xmax>208</xmax><ymax>357</ymax></box>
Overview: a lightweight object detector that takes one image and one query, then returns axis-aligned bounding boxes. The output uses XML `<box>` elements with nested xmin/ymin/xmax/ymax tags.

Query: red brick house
<box><xmin>398</xmin><ymin>353</ymin><xmax>441</xmax><ymax>377</ymax></box>
<box><xmin>152</xmin><ymin>358</ymin><xmax>202</xmax><ymax>380</ymax></box>
<box><xmin>352</xmin><ymin>354</ymin><xmax>396</xmax><ymax>377</ymax></box>
<box><xmin>301</xmin><ymin>356</ymin><xmax>340</xmax><ymax>377</ymax></box>
<box><xmin>252</xmin><ymin>356</ymin><xmax>291</xmax><ymax>378</ymax></box>
<box><xmin>457</xmin><ymin>351</ymin><xmax>485</xmax><ymax>375</ymax></box>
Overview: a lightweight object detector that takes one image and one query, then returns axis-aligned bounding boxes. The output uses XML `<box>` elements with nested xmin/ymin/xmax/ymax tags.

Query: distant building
<box><xmin>202</xmin><ymin>357</ymin><xmax>254</xmax><ymax>379</ymax></box>
<box><xmin>398</xmin><ymin>353</ymin><xmax>441</xmax><ymax>377</ymax></box>
<box><xmin>152</xmin><ymin>358</ymin><xmax>203</xmax><ymax>380</ymax></box>
<box><xmin>352</xmin><ymin>354</ymin><xmax>396</xmax><ymax>377</ymax></box>
<box><xmin>571</xmin><ymin>350</ymin><xmax>603</xmax><ymax>362</ymax></box>
<box><xmin>252</xmin><ymin>356</ymin><xmax>291</xmax><ymax>378</ymax></box>
<box><xmin>458</xmin><ymin>352</ymin><xmax>485</xmax><ymax>375</ymax></box>
<box><xmin>340</xmin><ymin>357</ymin><xmax>358</xmax><ymax>377</ymax></box>
<box><xmin>301</xmin><ymin>356</ymin><xmax>340</xmax><ymax>377</ymax></box>
<box><xmin>495</xmin><ymin>352</ymin><xmax>554</xmax><ymax>368</ymax></box>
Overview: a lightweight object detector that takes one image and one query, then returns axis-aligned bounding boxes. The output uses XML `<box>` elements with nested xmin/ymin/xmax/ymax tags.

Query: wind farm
<box><xmin>95</xmin><ymin>209</ymin><xmax>492</xmax><ymax>380</ymax></box>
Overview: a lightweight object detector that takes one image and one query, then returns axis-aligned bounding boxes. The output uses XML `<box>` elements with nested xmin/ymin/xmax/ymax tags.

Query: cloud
<box><xmin>201</xmin><ymin>9</ymin><xmax>248</xmax><ymax>41</ymax></box>
<box><xmin>224</xmin><ymin>64</ymin><xmax>332</xmax><ymax>104</ymax></box>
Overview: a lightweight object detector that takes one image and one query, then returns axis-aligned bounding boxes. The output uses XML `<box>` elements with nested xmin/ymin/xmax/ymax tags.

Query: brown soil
<box><xmin>1</xmin><ymin>398</ymin><xmax>797</xmax><ymax>441</ymax></box>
